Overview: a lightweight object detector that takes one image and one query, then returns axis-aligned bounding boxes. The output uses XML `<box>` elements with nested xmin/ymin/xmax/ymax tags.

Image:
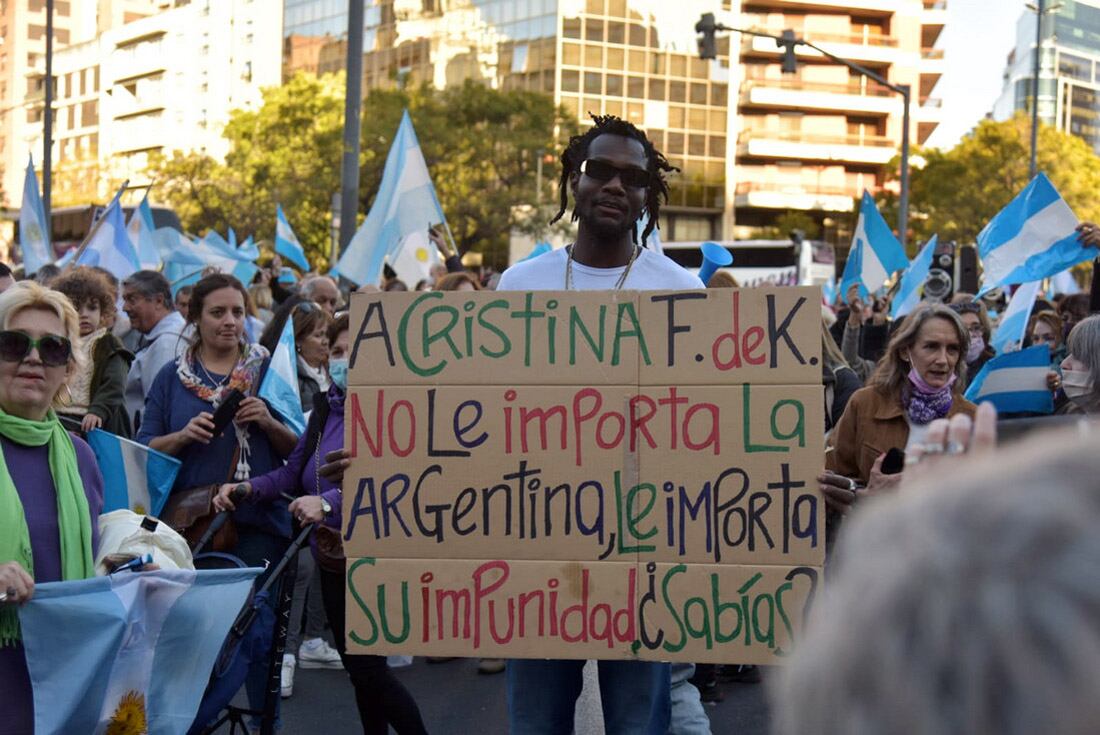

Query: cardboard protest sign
<box><xmin>345</xmin><ymin>287</ymin><xmax>824</xmax><ymax>664</ymax></box>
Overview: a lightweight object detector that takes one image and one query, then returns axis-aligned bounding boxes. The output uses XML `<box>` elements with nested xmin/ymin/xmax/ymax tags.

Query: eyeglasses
<box><xmin>0</xmin><ymin>331</ymin><xmax>72</xmax><ymax>367</ymax></box>
<box><xmin>580</xmin><ymin>159</ymin><xmax>651</xmax><ymax>189</ymax></box>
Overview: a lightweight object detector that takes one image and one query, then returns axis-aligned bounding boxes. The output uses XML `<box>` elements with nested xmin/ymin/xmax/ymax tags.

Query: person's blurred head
<box><xmin>435</xmin><ymin>272</ymin><xmax>480</xmax><ymax>292</ymax></box>
<box><xmin>383</xmin><ymin>279</ymin><xmax>408</xmax><ymax>292</ymax></box>
<box><xmin>32</xmin><ymin>263</ymin><xmax>61</xmax><ymax>286</ymax></box>
<box><xmin>949</xmin><ymin>300</ymin><xmax>992</xmax><ymax>362</ymax></box>
<box><xmin>51</xmin><ymin>267</ymin><xmax>116</xmax><ymax>337</ymax></box>
<box><xmin>327</xmin><ymin>312</ymin><xmax>350</xmax><ymax>390</ymax></box>
<box><xmin>300</xmin><ymin>275</ymin><xmax>340</xmax><ymax>316</ymax></box>
<box><xmin>706</xmin><ymin>271</ymin><xmax>738</xmax><ymax>288</ymax></box>
<box><xmin>1027</xmin><ymin>310</ymin><xmax>1064</xmax><ymax>351</ymax></box>
<box><xmin>0</xmin><ymin>281</ymin><xmax>82</xmax><ymax>419</ymax></box>
<box><xmin>820</xmin><ymin>312</ymin><xmax>847</xmax><ymax>373</ymax></box>
<box><xmin>0</xmin><ymin>262</ymin><xmax>15</xmax><ymax>294</ymax></box>
<box><xmin>1059</xmin><ymin>293</ymin><xmax>1090</xmax><ymax>334</ymax></box>
<box><xmin>186</xmin><ymin>274</ymin><xmax>249</xmax><ymax>355</ymax></box>
<box><xmin>292</xmin><ymin>301</ymin><xmax>331</xmax><ymax>369</ymax></box>
<box><xmin>121</xmin><ymin>270</ymin><xmax>173</xmax><ymax>334</ymax></box>
<box><xmin>872</xmin><ymin>303</ymin><xmax>968</xmax><ymax>394</ymax></box>
<box><xmin>174</xmin><ymin>285</ymin><xmax>193</xmax><ymax>318</ymax></box>
<box><xmin>774</xmin><ymin>429</ymin><xmax>1100</xmax><ymax>735</ymax></box>
<box><xmin>429</xmin><ymin>263</ymin><xmax>448</xmax><ymax>286</ymax></box>
<box><xmin>1061</xmin><ymin>314</ymin><xmax>1100</xmax><ymax>412</ymax></box>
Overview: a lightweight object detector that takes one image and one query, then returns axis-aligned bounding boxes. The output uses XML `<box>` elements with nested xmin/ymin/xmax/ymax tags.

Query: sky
<box><xmin>924</xmin><ymin>0</ymin><xmax>1026</xmax><ymax>149</ymax></box>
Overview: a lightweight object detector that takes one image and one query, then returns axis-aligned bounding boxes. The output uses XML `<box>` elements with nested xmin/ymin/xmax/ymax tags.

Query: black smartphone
<box><xmin>881</xmin><ymin>447</ymin><xmax>906</xmax><ymax>475</ymax></box>
<box><xmin>210</xmin><ymin>389</ymin><xmax>246</xmax><ymax>437</ymax></box>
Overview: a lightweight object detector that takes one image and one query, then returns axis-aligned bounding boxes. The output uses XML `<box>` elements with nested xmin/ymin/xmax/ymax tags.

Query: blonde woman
<box><xmin>0</xmin><ymin>281</ymin><xmax>104</xmax><ymax>733</ymax></box>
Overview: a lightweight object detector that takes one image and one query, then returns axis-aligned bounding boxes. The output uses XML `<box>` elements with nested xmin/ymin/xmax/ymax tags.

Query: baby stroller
<box><xmin>187</xmin><ymin>495</ymin><xmax>314</xmax><ymax>735</ymax></box>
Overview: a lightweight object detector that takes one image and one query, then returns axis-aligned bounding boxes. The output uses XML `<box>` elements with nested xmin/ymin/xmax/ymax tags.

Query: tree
<box><xmin>147</xmin><ymin>73</ymin><xmax>346</xmax><ymax>268</ymax></box>
<box><xmin>147</xmin><ymin>74</ymin><xmax>574</xmax><ymax>272</ymax></box>
<box><xmin>879</xmin><ymin>113</ymin><xmax>1100</xmax><ymax>249</ymax></box>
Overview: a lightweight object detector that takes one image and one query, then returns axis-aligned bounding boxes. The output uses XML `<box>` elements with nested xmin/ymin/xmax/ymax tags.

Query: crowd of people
<box><xmin>2</xmin><ymin>113</ymin><xmax>1100</xmax><ymax>735</ymax></box>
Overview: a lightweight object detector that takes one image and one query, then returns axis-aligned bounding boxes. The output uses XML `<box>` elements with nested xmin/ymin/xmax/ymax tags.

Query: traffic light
<box><xmin>778</xmin><ymin>29</ymin><xmax>799</xmax><ymax>74</ymax></box>
<box><xmin>696</xmin><ymin>13</ymin><xmax>718</xmax><ymax>60</ymax></box>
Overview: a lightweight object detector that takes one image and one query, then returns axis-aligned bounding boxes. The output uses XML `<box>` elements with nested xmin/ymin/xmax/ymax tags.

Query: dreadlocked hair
<box><xmin>550</xmin><ymin>114</ymin><xmax>678</xmax><ymax>247</ymax></box>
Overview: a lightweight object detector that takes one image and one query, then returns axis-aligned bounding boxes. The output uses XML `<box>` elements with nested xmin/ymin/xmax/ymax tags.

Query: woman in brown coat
<box><xmin>822</xmin><ymin>303</ymin><xmax>977</xmax><ymax>515</ymax></box>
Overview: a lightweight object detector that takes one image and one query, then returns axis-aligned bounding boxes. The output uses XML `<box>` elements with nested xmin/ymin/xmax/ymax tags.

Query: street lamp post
<box><xmin>338</xmin><ymin>0</ymin><xmax>365</xmax><ymax>255</ymax></box>
<box><xmin>1031</xmin><ymin>0</ymin><xmax>1045</xmax><ymax>180</ymax></box>
<box><xmin>695</xmin><ymin>15</ymin><xmax>912</xmax><ymax>248</ymax></box>
<box><xmin>43</xmin><ymin>0</ymin><xmax>54</xmax><ymax>226</ymax></box>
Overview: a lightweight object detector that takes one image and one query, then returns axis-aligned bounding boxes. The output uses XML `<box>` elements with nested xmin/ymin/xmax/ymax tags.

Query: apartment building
<box><xmin>734</xmin><ymin>0</ymin><xmax>945</xmax><ymax>239</ymax></box>
<box><xmin>994</xmin><ymin>0</ymin><xmax>1100</xmax><ymax>154</ymax></box>
<box><xmin>19</xmin><ymin>0</ymin><xmax>282</xmax><ymax>206</ymax></box>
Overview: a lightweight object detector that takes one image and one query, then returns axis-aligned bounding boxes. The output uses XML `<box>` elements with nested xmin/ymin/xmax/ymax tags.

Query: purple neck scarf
<box><xmin>905</xmin><ymin>368</ymin><xmax>956</xmax><ymax>425</ymax></box>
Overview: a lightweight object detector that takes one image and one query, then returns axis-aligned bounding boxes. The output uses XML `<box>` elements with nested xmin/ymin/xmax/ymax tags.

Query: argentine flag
<box><xmin>86</xmin><ymin>429</ymin><xmax>181</xmax><ymax>518</ymax></box>
<box><xmin>275</xmin><ymin>204</ymin><xmax>310</xmax><ymax>271</ymax></box>
<box><xmin>890</xmin><ymin>235</ymin><xmax>937</xmax><ymax>319</ymax></box>
<box><xmin>977</xmin><ymin>173</ymin><xmax>1098</xmax><ymax>294</ymax></box>
<box><xmin>843</xmin><ymin>191</ymin><xmax>909</xmax><ymax>298</ymax></box>
<box><xmin>990</xmin><ymin>280</ymin><xmax>1041</xmax><ymax>354</ymax></box>
<box><xmin>258</xmin><ymin>318</ymin><xmax>306</xmax><ymax>435</ymax></box>
<box><xmin>337</xmin><ymin>110</ymin><xmax>447</xmax><ymax>286</ymax></box>
<box><xmin>77</xmin><ymin>195</ymin><xmax>141</xmax><ymax>281</ymax></box>
<box><xmin>20</xmin><ymin>156</ymin><xmax>52</xmax><ymax>275</ymax></box>
<box><xmin>964</xmin><ymin>344</ymin><xmax>1054</xmax><ymax>414</ymax></box>
<box><xmin>821</xmin><ymin>275</ymin><xmax>838</xmax><ymax>306</ymax></box>
<box><xmin>19</xmin><ymin>568</ymin><xmax>260</xmax><ymax>735</ymax></box>
<box><xmin>127</xmin><ymin>195</ymin><xmax>162</xmax><ymax>271</ymax></box>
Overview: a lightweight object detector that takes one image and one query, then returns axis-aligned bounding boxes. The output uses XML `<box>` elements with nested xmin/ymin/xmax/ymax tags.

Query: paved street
<box><xmin>281</xmin><ymin>658</ymin><xmax>771</xmax><ymax>734</ymax></box>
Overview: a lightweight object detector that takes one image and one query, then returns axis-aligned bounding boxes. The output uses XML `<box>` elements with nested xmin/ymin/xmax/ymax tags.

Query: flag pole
<box><xmin>64</xmin><ymin>179</ymin><xmax>129</xmax><ymax>271</ymax></box>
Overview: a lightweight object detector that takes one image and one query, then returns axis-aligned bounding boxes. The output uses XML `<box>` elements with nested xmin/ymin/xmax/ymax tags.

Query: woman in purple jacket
<box><xmin>0</xmin><ymin>282</ymin><xmax>104</xmax><ymax>735</ymax></box>
<box><xmin>214</xmin><ymin>313</ymin><xmax>427</xmax><ymax>735</ymax></box>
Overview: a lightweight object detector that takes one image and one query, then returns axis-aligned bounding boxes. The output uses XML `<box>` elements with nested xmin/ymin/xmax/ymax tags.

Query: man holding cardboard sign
<box><xmin>497</xmin><ymin>116</ymin><xmax>702</xmax><ymax>735</ymax></box>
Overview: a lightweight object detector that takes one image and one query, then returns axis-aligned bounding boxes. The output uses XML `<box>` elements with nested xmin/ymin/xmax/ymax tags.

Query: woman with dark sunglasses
<box><xmin>0</xmin><ymin>281</ymin><xmax>104</xmax><ymax>734</ymax></box>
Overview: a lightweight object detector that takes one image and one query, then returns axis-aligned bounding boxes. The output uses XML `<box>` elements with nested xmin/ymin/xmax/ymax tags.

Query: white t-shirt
<box><xmin>497</xmin><ymin>245</ymin><xmax>704</xmax><ymax>291</ymax></box>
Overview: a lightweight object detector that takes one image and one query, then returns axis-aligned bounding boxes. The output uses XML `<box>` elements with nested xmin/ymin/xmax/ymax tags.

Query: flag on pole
<box><xmin>964</xmin><ymin>344</ymin><xmax>1054</xmax><ymax>414</ymax></box>
<box><xmin>990</xmin><ymin>280</ymin><xmax>1042</xmax><ymax>354</ymax></box>
<box><xmin>77</xmin><ymin>195</ymin><xmax>141</xmax><ymax>281</ymax></box>
<box><xmin>891</xmin><ymin>235</ymin><xmax>938</xmax><ymax>318</ymax></box>
<box><xmin>19</xmin><ymin>156</ymin><xmax>52</xmax><ymax>275</ymax></box>
<box><xmin>127</xmin><ymin>195</ymin><xmax>161</xmax><ymax>271</ymax></box>
<box><xmin>19</xmin><ymin>568</ymin><xmax>260</xmax><ymax>735</ymax></box>
<box><xmin>821</xmin><ymin>275</ymin><xmax>837</xmax><ymax>306</ymax></box>
<box><xmin>844</xmin><ymin>191</ymin><xmax>909</xmax><ymax>298</ymax></box>
<box><xmin>839</xmin><ymin>236</ymin><xmax>863</xmax><ymax>300</ymax></box>
<box><xmin>275</xmin><ymin>204</ymin><xmax>310</xmax><ymax>271</ymax></box>
<box><xmin>85</xmin><ymin>429</ymin><xmax>181</xmax><ymax>518</ymax></box>
<box><xmin>258</xmin><ymin>317</ymin><xmax>306</xmax><ymax>435</ymax></box>
<box><xmin>337</xmin><ymin>110</ymin><xmax>447</xmax><ymax>286</ymax></box>
<box><xmin>977</xmin><ymin>173</ymin><xmax>1097</xmax><ymax>294</ymax></box>
<box><xmin>389</xmin><ymin>229</ymin><xmax>440</xmax><ymax>287</ymax></box>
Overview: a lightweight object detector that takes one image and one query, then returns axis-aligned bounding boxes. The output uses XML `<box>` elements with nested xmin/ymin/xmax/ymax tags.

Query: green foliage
<box><xmin>147</xmin><ymin>74</ymin><xmax>574</xmax><ymax>272</ymax></box>
<box><xmin>758</xmin><ymin>210</ymin><xmax>821</xmax><ymax>241</ymax></box>
<box><xmin>879</xmin><ymin>113</ymin><xmax>1100</xmax><ymax>248</ymax></box>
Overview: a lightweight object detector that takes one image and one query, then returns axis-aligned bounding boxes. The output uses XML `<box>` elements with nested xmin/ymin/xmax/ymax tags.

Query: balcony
<box><xmin>740</xmin><ymin>78</ymin><xmax>897</xmax><ymax>115</ymax></box>
<box><xmin>737</xmin><ymin>130</ymin><xmax>896</xmax><ymax>165</ymax></box>
<box><xmin>922</xmin><ymin>1</ymin><xmax>947</xmax><ymax>45</ymax></box>
<box><xmin>743</xmin><ymin>31</ymin><xmax>902</xmax><ymax>66</ymax></box>
<box><xmin>734</xmin><ymin>181</ymin><xmax>857</xmax><ymax>213</ymax></box>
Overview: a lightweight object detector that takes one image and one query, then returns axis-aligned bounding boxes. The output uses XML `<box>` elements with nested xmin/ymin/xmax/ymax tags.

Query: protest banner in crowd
<box><xmin>343</xmin><ymin>287</ymin><xmax>823</xmax><ymax>664</ymax></box>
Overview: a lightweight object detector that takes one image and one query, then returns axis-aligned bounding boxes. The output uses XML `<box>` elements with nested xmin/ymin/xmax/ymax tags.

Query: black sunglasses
<box><xmin>580</xmin><ymin>159</ymin><xmax>651</xmax><ymax>189</ymax></box>
<box><xmin>0</xmin><ymin>331</ymin><xmax>72</xmax><ymax>367</ymax></box>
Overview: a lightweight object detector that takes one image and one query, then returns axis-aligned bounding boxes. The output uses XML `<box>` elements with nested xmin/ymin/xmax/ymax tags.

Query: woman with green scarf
<box><xmin>0</xmin><ymin>281</ymin><xmax>103</xmax><ymax>735</ymax></box>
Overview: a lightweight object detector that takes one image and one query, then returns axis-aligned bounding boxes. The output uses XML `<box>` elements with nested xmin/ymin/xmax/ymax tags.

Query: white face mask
<box><xmin>1062</xmin><ymin>368</ymin><xmax>1094</xmax><ymax>404</ymax></box>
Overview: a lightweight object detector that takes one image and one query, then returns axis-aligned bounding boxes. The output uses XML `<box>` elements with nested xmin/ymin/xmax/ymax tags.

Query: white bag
<box><xmin>95</xmin><ymin>509</ymin><xmax>195</xmax><ymax>575</ymax></box>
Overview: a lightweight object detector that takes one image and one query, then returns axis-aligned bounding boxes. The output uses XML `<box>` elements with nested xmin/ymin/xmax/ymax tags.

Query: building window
<box><xmin>81</xmin><ymin>100</ymin><xmax>97</xmax><ymax>125</ymax></box>
<box><xmin>28</xmin><ymin>25</ymin><xmax>45</xmax><ymax>41</ymax></box>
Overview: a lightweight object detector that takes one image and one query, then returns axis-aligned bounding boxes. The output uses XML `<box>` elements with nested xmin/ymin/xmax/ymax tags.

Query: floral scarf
<box><xmin>904</xmin><ymin>367</ymin><xmax>956</xmax><ymax>425</ymax></box>
<box><xmin>177</xmin><ymin>342</ymin><xmax>268</xmax><ymax>479</ymax></box>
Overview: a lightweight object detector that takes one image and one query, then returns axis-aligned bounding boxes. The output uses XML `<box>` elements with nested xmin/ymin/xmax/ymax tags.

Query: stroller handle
<box><xmin>192</xmin><ymin>486</ymin><xmax>250</xmax><ymax>555</ymax></box>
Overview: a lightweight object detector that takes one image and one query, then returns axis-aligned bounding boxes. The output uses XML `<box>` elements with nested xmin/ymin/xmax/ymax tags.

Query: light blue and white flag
<box><xmin>86</xmin><ymin>429</ymin><xmax>181</xmax><ymax>517</ymax></box>
<box><xmin>1050</xmin><ymin>269</ymin><xmax>1081</xmax><ymax>296</ymax></box>
<box><xmin>19</xmin><ymin>568</ymin><xmax>259</xmax><ymax>735</ymax></box>
<box><xmin>845</xmin><ymin>191</ymin><xmax>909</xmax><ymax>298</ymax></box>
<box><xmin>821</xmin><ymin>275</ymin><xmax>837</xmax><ymax>306</ymax></box>
<box><xmin>977</xmin><ymin>173</ymin><xmax>1097</xmax><ymax>294</ymax></box>
<box><xmin>635</xmin><ymin>215</ymin><xmax>664</xmax><ymax>254</ymax></box>
<box><xmin>158</xmin><ymin>229</ymin><xmax>258</xmax><ymax>286</ymax></box>
<box><xmin>127</xmin><ymin>195</ymin><xmax>161</xmax><ymax>271</ymax></box>
<box><xmin>890</xmin><ymin>235</ymin><xmax>937</xmax><ymax>319</ymax></box>
<box><xmin>77</xmin><ymin>194</ymin><xmax>141</xmax><ymax>281</ymax></box>
<box><xmin>237</xmin><ymin>234</ymin><xmax>260</xmax><ymax>262</ymax></box>
<box><xmin>20</xmin><ymin>156</ymin><xmax>52</xmax><ymax>275</ymax></box>
<box><xmin>275</xmin><ymin>204</ymin><xmax>310</xmax><ymax>271</ymax></box>
<box><xmin>337</xmin><ymin>110</ymin><xmax>447</xmax><ymax>286</ymax></box>
<box><xmin>964</xmin><ymin>344</ymin><xmax>1054</xmax><ymax>414</ymax></box>
<box><xmin>839</xmin><ymin>236</ymin><xmax>863</xmax><ymax>299</ymax></box>
<box><xmin>258</xmin><ymin>317</ymin><xmax>306</xmax><ymax>435</ymax></box>
<box><xmin>521</xmin><ymin>242</ymin><xmax>553</xmax><ymax>263</ymax></box>
<box><xmin>990</xmin><ymin>280</ymin><xmax>1041</xmax><ymax>354</ymax></box>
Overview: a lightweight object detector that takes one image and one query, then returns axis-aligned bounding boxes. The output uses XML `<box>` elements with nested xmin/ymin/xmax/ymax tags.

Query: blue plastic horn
<box><xmin>698</xmin><ymin>241</ymin><xmax>733</xmax><ymax>285</ymax></box>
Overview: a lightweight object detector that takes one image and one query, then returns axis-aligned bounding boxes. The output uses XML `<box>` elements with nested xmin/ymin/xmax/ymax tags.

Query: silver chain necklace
<box><xmin>565</xmin><ymin>243</ymin><xmax>639</xmax><ymax>290</ymax></box>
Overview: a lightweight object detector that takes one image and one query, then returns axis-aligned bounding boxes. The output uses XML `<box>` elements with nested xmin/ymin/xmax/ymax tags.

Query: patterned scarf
<box><xmin>177</xmin><ymin>342</ymin><xmax>268</xmax><ymax>479</ymax></box>
<box><xmin>905</xmin><ymin>367</ymin><xmax>956</xmax><ymax>425</ymax></box>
